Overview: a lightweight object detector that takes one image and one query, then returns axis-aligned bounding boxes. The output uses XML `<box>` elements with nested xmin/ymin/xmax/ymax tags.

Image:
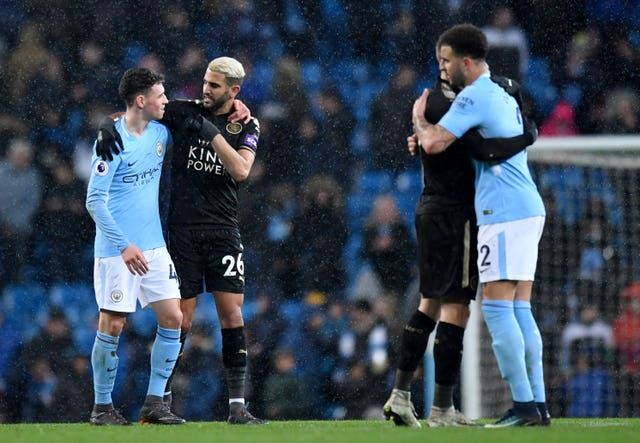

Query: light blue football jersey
<box><xmin>86</xmin><ymin>118</ymin><xmax>172</xmax><ymax>257</ymax></box>
<box><xmin>438</xmin><ymin>72</ymin><xmax>545</xmax><ymax>225</ymax></box>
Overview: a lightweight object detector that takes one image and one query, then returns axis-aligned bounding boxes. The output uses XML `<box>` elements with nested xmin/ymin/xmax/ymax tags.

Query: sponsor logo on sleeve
<box><xmin>243</xmin><ymin>134</ymin><xmax>258</xmax><ymax>150</ymax></box>
<box><xmin>95</xmin><ymin>160</ymin><xmax>109</xmax><ymax>176</ymax></box>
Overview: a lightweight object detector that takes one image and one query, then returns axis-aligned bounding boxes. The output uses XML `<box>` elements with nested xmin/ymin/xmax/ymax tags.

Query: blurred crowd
<box><xmin>1</xmin><ymin>0</ymin><xmax>640</xmax><ymax>423</ymax></box>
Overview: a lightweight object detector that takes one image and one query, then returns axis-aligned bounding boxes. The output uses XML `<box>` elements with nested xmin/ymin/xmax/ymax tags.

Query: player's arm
<box><xmin>184</xmin><ymin>114</ymin><xmax>256</xmax><ymax>181</ymax></box>
<box><xmin>412</xmin><ymin>89</ymin><xmax>457</xmax><ymax>154</ymax></box>
<box><xmin>85</xmin><ymin>157</ymin><xmax>148</xmax><ymax>275</ymax></box>
<box><xmin>463</xmin><ymin>117</ymin><xmax>538</xmax><ymax>162</ymax></box>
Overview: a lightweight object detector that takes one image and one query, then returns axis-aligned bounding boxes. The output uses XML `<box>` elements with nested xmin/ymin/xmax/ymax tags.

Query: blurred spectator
<box><xmin>613</xmin><ymin>282</ymin><xmax>640</xmax><ymax>375</ymax></box>
<box><xmin>343</xmin><ymin>0</ymin><xmax>385</xmax><ymax>63</ymax></box>
<box><xmin>560</xmin><ymin>283</ymin><xmax>614</xmax><ymax>374</ymax></box>
<box><xmin>34</xmin><ymin>160</ymin><xmax>93</xmax><ymax>284</ymax></box>
<box><xmin>174</xmin><ymin>322</ymin><xmax>225</xmax><ymax>421</ymax></box>
<box><xmin>20</xmin><ymin>357</ymin><xmax>57</xmax><ymax>423</ymax></box>
<box><xmin>262</xmin><ymin>348</ymin><xmax>312</xmax><ymax>420</ymax></box>
<box><xmin>576</xmin><ymin>196</ymin><xmax>619</xmax><ymax>284</ymax></box>
<box><xmin>258</xmin><ymin>56</ymin><xmax>309</xmax><ymax>187</ymax></box>
<box><xmin>369</xmin><ymin>64</ymin><xmax>418</xmax><ymax>174</ymax></box>
<box><xmin>482</xmin><ymin>4</ymin><xmax>529</xmax><ymax>82</ymax></box>
<box><xmin>0</xmin><ymin>307</ymin><xmax>19</xmax><ymax>423</ymax></box>
<box><xmin>563</xmin><ymin>338</ymin><xmax>617</xmax><ymax>417</ymax></box>
<box><xmin>0</xmin><ymin>138</ymin><xmax>42</xmax><ymax>286</ymax></box>
<box><xmin>245</xmin><ymin>291</ymin><xmax>290</xmax><ymax>417</ymax></box>
<box><xmin>612</xmin><ymin>282</ymin><xmax>640</xmax><ymax>416</ymax></box>
<box><xmin>539</xmin><ymin>100</ymin><xmax>579</xmax><ymax>136</ymax></box>
<box><xmin>360</xmin><ymin>194</ymin><xmax>415</xmax><ymax>299</ymax></box>
<box><xmin>291</xmin><ymin>175</ymin><xmax>348</xmax><ymax>300</ymax></box>
<box><xmin>50</xmin><ymin>354</ymin><xmax>93</xmax><ymax>423</ymax></box>
<box><xmin>602</xmin><ymin>87</ymin><xmax>640</xmax><ymax>134</ymax></box>
<box><xmin>5</xmin><ymin>307</ymin><xmax>76</xmax><ymax>422</ymax></box>
<box><xmin>5</xmin><ymin>21</ymin><xmax>50</xmax><ymax>109</ymax></box>
<box><xmin>385</xmin><ymin>9</ymin><xmax>419</xmax><ymax>64</ymax></box>
<box><xmin>329</xmin><ymin>298</ymin><xmax>392</xmax><ymax>419</ymax></box>
<box><xmin>262</xmin><ymin>182</ymin><xmax>298</xmax><ymax>298</ymax></box>
<box><xmin>313</xmin><ymin>87</ymin><xmax>357</xmax><ymax>190</ymax></box>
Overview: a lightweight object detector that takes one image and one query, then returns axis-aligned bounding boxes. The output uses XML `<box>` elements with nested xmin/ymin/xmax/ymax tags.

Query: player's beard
<box><xmin>203</xmin><ymin>89</ymin><xmax>231</xmax><ymax>113</ymax></box>
<box><xmin>449</xmin><ymin>69</ymin><xmax>465</xmax><ymax>91</ymax></box>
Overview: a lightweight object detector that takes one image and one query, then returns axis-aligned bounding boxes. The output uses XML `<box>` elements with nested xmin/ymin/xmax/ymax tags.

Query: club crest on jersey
<box><xmin>95</xmin><ymin>160</ymin><xmax>109</xmax><ymax>176</ymax></box>
<box><xmin>226</xmin><ymin>122</ymin><xmax>242</xmax><ymax>134</ymax></box>
<box><xmin>110</xmin><ymin>290</ymin><xmax>124</xmax><ymax>303</ymax></box>
<box><xmin>156</xmin><ymin>142</ymin><xmax>163</xmax><ymax>156</ymax></box>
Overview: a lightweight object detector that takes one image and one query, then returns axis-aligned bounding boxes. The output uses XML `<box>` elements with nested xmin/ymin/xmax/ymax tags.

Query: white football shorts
<box><xmin>93</xmin><ymin>247</ymin><xmax>181</xmax><ymax>312</ymax></box>
<box><xmin>477</xmin><ymin>216</ymin><xmax>545</xmax><ymax>283</ymax></box>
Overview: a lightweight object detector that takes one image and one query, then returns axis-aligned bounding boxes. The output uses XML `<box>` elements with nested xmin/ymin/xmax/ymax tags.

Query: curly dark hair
<box><xmin>437</xmin><ymin>23</ymin><xmax>489</xmax><ymax>60</ymax></box>
<box><xmin>118</xmin><ymin>67</ymin><xmax>164</xmax><ymax>106</ymax></box>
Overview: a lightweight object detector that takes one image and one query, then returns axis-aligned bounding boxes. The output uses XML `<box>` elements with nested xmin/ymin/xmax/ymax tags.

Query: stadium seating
<box><xmin>1</xmin><ymin>284</ymin><xmax>49</xmax><ymax>341</ymax></box>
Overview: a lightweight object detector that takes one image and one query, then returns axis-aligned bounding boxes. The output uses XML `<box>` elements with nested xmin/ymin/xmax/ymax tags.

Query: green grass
<box><xmin>2</xmin><ymin>419</ymin><xmax>640</xmax><ymax>443</ymax></box>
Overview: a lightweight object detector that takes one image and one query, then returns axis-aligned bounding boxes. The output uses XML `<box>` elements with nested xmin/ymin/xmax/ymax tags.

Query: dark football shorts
<box><xmin>415</xmin><ymin>206</ymin><xmax>478</xmax><ymax>300</ymax></box>
<box><xmin>167</xmin><ymin>227</ymin><xmax>245</xmax><ymax>298</ymax></box>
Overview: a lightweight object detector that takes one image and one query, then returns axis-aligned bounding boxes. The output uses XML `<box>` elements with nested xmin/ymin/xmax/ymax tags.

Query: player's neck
<box><xmin>465</xmin><ymin>62</ymin><xmax>489</xmax><ymax>86</ymax></box>
<box><xmin>123</xmin><ymin>110</ymin><xmax>150</xmax><ymax>136</ymax></box>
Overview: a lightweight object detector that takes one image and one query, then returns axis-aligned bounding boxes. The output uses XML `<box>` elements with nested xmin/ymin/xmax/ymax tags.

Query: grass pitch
<box><xmin>2</xmin><ymin>419</ymin><xmax>640</xmax><ymax>443</ymax></box>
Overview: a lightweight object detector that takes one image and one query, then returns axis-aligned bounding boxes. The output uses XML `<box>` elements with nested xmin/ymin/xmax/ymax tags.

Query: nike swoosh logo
<box><xmin>165</xmin><ymin>358</ymin><xmax>177</xmax><ymax>363</ymax></box>
<box><xmin>479</xmin><ymin>268</ymin><xmax>488</xmax><ymax>273</ymax></box>
<box><xmin>238</xmin><ymin>349</ymin><xmax>248</xmax><ymax>355</ymax></box>
<box><xmin>106</xmin><ymin>367</ymin><xmax>117</xmax><ymax>372</ymax></box>
<box><xmin>128</xmin><ymin>161</ymin><xmax>137</xmax><ymax>167</ymax></box>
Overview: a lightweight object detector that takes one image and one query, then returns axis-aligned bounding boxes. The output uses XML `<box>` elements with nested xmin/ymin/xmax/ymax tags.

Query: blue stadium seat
<box><xmin>301</xmin><ymin>60</ymin><xmax>323</xmax><ymax>97</ymax></box>
<box><xmin>1</xmin><ymin>284</ymin><xmax>49</xmax><ymax>341</ymax></box>
<box><xmin>356</xmin><ymin>169</ymin><xmax>393</xmax><ymax>195</ymax></box>
<box><xmin>49</xmin><ymin>283</ymin><xmax>97</xmax><ymax>355</ymax></box>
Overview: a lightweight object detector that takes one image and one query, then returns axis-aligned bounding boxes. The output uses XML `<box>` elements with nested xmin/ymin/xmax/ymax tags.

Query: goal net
<box><xmin>462</xmin><ymin>135</ymin><xmax>640</xmax><ymax>419</ymax></box>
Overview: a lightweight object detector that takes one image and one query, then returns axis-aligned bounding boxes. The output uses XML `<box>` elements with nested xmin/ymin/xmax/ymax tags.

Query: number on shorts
<box><xmin>480</xmin><ymin>244</ymin><xmax>491</xmax><ymax>267</ymax></box>
<box><xmin>222</xmin><ymin>253</ymin><xmax>245</xmax><ymax>277</ymax></box>
<box><xmin>169</xmin><ymin>264</ymin><xmax>178</xmax><ymax>280</ymax></box>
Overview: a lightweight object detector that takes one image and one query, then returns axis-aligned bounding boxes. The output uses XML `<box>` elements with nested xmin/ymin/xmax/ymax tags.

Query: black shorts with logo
<box><xmin>168</xmin><ymin>227</ymin><xmax>245</xmax><ymax>298</ymax></box>
<box><xmin>415</xmin><ymin>206</ymin><xmax>478</xmax><ymax>300</ymax></box>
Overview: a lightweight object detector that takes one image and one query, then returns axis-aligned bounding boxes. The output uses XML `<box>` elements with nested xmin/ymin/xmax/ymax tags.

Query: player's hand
<box><xmin>121</xmin><ymin>244</ymin><xmax>149</xmax><ymax>276</ymax></box>
<box><xmin>407</xmin><ymin>134</ymin><xmax>419</xmax><ymax>156</ymax></box>
<box><xmin>95</xmin><ymin>117</ymin><xmax>124</xmax><ymax>162</ymax></box>
<box><xmin>524</xmin><ymin>117</ymin><xmax>538</xmax><ymax>145</ymax></box>
<box><xmin>229</xmin><ymin>99</ymin><xmax>251</xmax><ymax>123</ymax></box>
<box><xmin>185</xmin><ymin>114</ymin><xmax>220</xmax><ymax>141</ymax></box>
<box><xmin>412</xmin><ymin>89</ymin><xmax>430</xmax><ymax>131</ymax></box>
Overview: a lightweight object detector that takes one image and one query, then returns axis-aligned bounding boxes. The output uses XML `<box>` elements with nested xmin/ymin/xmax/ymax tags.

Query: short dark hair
<box><xmin>437</xmin><ymin>23</ymin><xmax>489</xmax><ymax>60</ymax></box>
<box><xmin>118</xmin><ymin>67</ymin><xmax>164</xmax><ymax>107</ymax></box>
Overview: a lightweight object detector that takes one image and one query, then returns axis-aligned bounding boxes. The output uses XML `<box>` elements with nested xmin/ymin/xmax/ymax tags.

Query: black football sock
<box><xmin>433</xmin><ymin>322</ymin><xmax>465</xmax><ymax>408</ymax></box>
<box><xmin>395</xmin><ymin>310</ymin><xmax>437</xmax><ymax>391</ymax></box>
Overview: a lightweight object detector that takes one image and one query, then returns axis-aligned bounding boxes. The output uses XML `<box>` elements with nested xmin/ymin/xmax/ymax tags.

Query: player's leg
<box><xmin>214</xmin><ymin>290</ymin><xmax>266</xmax><ymax>424</ymax></box>
<box><xmin>207</xmin><ymin>229</ymin><xmax>266</xmax><ymax>424</ymax></box>
<box><xmin>90</xmin><ymin>256</ymin><xmax>137</xmax><ymax>425</ymax></box>
<box><xmin>479</xmin><ymin>219</ymin><xmax>541</xmax><ymax>427</ymax></box>
<box><xmin>514</xmin><ymin>284</ymin><xmax>550</xmax><ymax>421</ymax></box>
<box><xmin>427</xmin><ymin>300</ymin><xmax>477</xmax><ymax>427</ymax></box>
<box><xmin>427</xmin><ymin>209</ymin><xmax>478</xmax><ymax>426</ymax></box>
<box><xmin>138</xmin><ymin>247</ymin><xmax>185</xmax><ymax>424</ymax></box>
<box><xmin>384</xmin><ymin>297</ymin><xmax>438</xmax><ymax>428</ymax></box>
<box><xmin>384</xmin><ymin>210</ymin><xmax>443</xmax><ymax>428</ymax></box>
<box><xmin>163</xmin><ymin>227</ymin><xmax>201</xmax><ymax>407</ymax></box>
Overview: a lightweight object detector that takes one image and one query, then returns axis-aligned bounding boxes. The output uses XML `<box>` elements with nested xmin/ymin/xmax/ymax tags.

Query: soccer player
<box><xmin>412</xmin><ymin>24</ymin><xmax>549</xmax><ymax>427</ymax></box>
<box><xmin>383</xmin><ymin>46</ymin><xmax>537</xmax><ymax>428</ymax></box>
<box><xmin>96</xmin><ymin>57</ymin><xmax>266</xmax><ymax>424</ymax></box>
<box><xmin>86</xmin><ymin>67</ymin><xmax>185</xmax><ymax>425</ymax></box>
